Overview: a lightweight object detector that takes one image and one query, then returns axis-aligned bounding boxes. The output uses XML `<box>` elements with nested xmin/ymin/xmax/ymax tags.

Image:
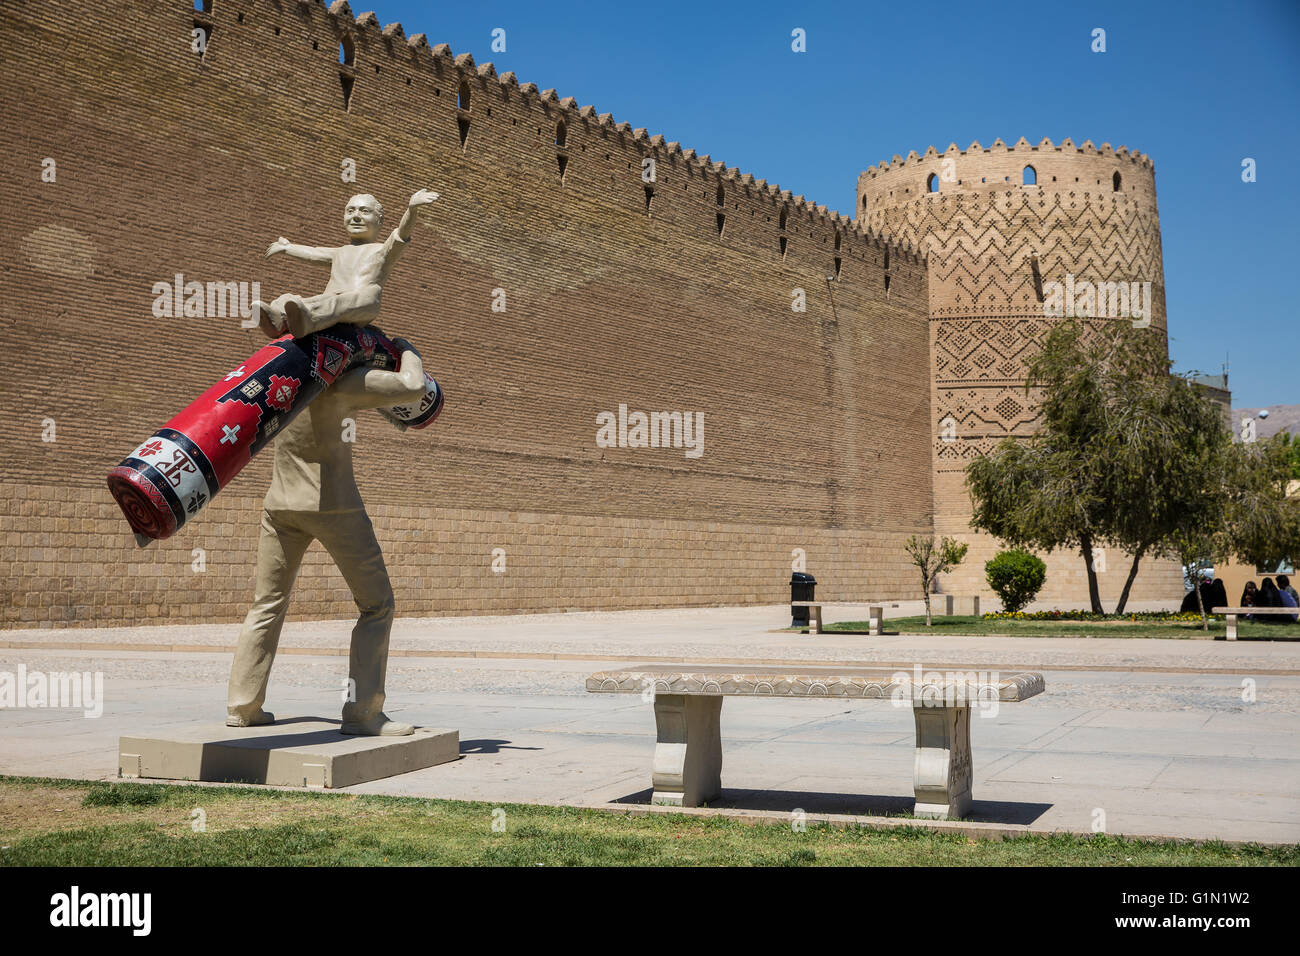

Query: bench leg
<box><xmin>651</xmin><ymin>694</ymin><xmax>723</xmax><ymax>807</ymax></box>
<box><xmin>912</xmin><ymin>703</ymin><xmax>973</xmax><ymax>820</ymax></box>
<box><xmin>809</xmin><ymin>605</ymin><xmax>822</xmax><ymax>635</ymax></box>
<box><xmin>869</xmin><ymin>606</ymin><xmax>882</xmax><ymax>636</ymax></box>
<box><xmin>1226</xmin><ymin>614</ymin><xmax>1238</xmax><ymax>641</ymax></box>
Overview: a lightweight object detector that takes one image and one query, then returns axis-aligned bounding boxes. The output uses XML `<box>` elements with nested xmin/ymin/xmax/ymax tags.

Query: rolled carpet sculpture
<box><xmin>107</xmin><ymin>324</ymin><xmax>442</xmax><ymax>543</ymax></box>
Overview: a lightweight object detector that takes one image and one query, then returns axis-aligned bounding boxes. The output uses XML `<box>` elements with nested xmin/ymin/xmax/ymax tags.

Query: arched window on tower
<box><xmin>458</xmin><ymin>81</ymin><xmax>471</xmax><ymax>111</ymax></box>
<box><xmin>1022</xmin><ymin>165</ymin><xmax>1037</xmax><ymax>186</ymax></box>
<box><xmin>927</xmin><ymin>172</ymin><xmax>939</xmax><ymax>193</ymax></box>
<box><xmin>339</xmin><ymin>34</ymin><xmax>355</xmax><ymax>66</ymax></box>
<box><xmin>554</xmin><ymin>120</ymin><xmax>567</xmax><ymax>147</ymax></box>
<box><xmin>1113</xmin><ymin>171</ymin><xmax>1122</xmax><ymax>192</ymax></box>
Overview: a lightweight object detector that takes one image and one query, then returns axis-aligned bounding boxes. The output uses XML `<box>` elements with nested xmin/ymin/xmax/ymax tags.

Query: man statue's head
<box><xmin>344</xmin><ymin>193</ymin><xmax>384</xmax><ymax>242</ymax></box>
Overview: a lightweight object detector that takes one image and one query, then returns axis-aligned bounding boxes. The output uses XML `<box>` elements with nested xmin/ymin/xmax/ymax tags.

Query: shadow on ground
<box><xmin>609</xmin><ymin>787</ymin><xmax>1051</xmax><ymax>825</ymax></box>
<box><xmin>458</xmin><ymin>739</ymin><xmax>543</xmax><ymax>755</ymax></box>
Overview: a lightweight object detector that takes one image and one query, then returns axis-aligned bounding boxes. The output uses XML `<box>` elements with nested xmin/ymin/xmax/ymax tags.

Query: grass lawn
<box><xmin>808</xmin><ymin>615</ymin><xmax>1300</xmax><ymax>640</ymax></box>
<box><xmin>0</xmin><ymin>777</ymin><xmax>1293</xmax><ymax>866</ymax></box>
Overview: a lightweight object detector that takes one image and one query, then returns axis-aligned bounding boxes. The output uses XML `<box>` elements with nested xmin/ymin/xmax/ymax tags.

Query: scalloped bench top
<box><xmin>586</xmin><ymin>666</ymin><xmax>1045</xmax><ymax>702</ymax></box>
<box><xmin>789</xmin><ymin>601</ymin><xmax>882</xmax><ymax>607</ymax></box>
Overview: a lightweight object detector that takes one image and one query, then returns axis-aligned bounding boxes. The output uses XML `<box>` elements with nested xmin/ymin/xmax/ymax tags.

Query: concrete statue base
<box><xmin>118</xmin><ymin>718</ymin><xmax>459</xmax><ymax>789</ymax></box>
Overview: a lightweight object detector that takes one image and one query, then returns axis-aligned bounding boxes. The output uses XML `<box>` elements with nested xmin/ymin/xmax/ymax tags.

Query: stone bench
<box><xmin>1211</xmin><ymin>606</ymin><xmax>1300</xmax><ymax>640</ymax></box>
<box><xmin>790</xmin><ymin>601</ymin><xmax>884</xmax><ymax>635</ymax></box>
<box><xmin>587</xmin><ymin>665</ymin><xmax>1046</xmax><ymax>820</ymax></box>
<box><xmin>792</xmin><ymin>597</ymin><xmax>980</xmax><ymax>635</ymax></box>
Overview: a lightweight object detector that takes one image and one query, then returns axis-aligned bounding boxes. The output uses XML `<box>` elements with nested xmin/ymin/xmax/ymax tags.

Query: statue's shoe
<box><xmin>226</xmin><ymin>709</ymin><xmax>275</xmax><ymax>728</ymax></box>
<box><xmin>251</xmin><ymin>300</ymin><xmax>285</xmax><ymax>339</ymax></box>
<box><xmin>340</xmin><ymin>714</ymin><xmax>415</xmax><ymax>736</ymax></box>
<box><xmin>281</xmin><ymin>295</ymin><xmax>310</xmax><ymax>339</ymax></box>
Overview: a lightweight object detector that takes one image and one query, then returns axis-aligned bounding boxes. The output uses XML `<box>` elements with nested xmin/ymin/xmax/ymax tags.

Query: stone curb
<box><xmin>1</xmin><ymin>640</ymin><xmax>1297</xmax><ymax>677</ymax></box>
<box><xmin>3</xmin><ymin>639</ymin><xmax>1299</xmax><ymax>677</ymax></box>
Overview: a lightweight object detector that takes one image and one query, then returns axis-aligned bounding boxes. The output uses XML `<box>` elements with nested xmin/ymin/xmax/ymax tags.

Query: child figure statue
<box><xmin>253</xmin><ymin>189</ymin><xmax>438</xmax><ymax>339</ymax></box>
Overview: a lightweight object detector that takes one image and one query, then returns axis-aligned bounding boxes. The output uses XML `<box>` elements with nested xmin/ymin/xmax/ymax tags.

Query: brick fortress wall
<box><xmin>0</xmin><ymin>0</ymin><xmax>935</xmax><ymax>627</ymax></box>
<box><xmin>857</xmin><ymin>139</ymin><xmax>1185</xmax><ymax>604</ymax></box>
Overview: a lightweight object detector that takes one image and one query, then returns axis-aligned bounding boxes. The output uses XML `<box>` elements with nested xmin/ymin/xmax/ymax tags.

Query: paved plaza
<box><xmin>2</xmin><ymin>604</ymin><xmax>1298</xmax><ymax>844</ymax></box>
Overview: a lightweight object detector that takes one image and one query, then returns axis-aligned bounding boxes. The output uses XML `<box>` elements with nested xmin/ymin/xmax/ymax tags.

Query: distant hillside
<box><xmin>1232</xmin><ymin>404</ymin><xmax>1300</xmax><ymax>440</ymax></box>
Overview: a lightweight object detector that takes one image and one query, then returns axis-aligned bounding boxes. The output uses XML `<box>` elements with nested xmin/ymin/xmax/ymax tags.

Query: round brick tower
<box><xmin>856</xmin><ymin>137</ymin><xmax>1182</xmax><ymax>605</ymax></box>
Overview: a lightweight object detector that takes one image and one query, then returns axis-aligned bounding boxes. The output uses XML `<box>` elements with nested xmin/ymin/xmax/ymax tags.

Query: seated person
<box><xmin>1180</xmin><ymin>577</ymin><xmax>1214</xmax><ymax>614</ymax></box>
<box><xmin>1277</xmin><ymin>578</ymin><xmax>1300</xmax><ymax>623</ymax></box>
<box><xmin>1256</xmin><ymin>578</ymin><xmax>1294</xmax><ymax>624</ymax></box>
<box><xmin>1207</xmin><ymin>578</ymin><xmax>1228</xmax><ymax>614</ymax></box>
<box><xmin>1278</xmin><ymin>574</ymin><xmax>1300</xmax><ymax>606</ymax></box>
<box><xmin>1240</xmin><ymin>581</ymin><xmax>1259</xmax><ymax>619</ymax></box>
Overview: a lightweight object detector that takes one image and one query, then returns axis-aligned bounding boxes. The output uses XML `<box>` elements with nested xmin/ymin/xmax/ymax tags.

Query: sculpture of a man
<box><xmin>227</xmin><ymin>189</ymin><xmax>437</xmax><ymax>736</ymax></box>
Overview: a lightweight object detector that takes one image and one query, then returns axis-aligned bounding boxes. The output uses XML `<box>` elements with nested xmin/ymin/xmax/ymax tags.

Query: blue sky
<box><xmin>366</xmin><ymin>0</ymin><xmax>1299</xmax><ymax>408</ymax></box>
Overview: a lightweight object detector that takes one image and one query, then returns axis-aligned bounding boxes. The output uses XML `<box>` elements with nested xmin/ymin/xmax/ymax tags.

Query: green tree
<box><xmin>1164</xmin><ymin>434</ymin><xmax>1298</xmax><ymax>629</ymax></box>
<box><xmin>1273</xmin><ymin>431</ymin><xmax>1300</xmax><ymax>481</ymax></box>
<box><xmin>904</xmin><ymin>535</ymin><xmax>969</xmax><ymax>626</ymax></box>
<box><xmin>1103</xmin><ymin>363</ymin><xmax>1234</xmax><ymax>612</ymax></box>
<box><xmin>966</xmin><ymin>437</ymin><xmax>1109</xmax><ymax>611</ymax></box>
<box><xmin>1221</xmin><ymin>434</ymin><xmax>1300</xmax><ymax>570</ymax></box>
<box><xmin>966</xmin><ymin>321</ymin><xmax>1232</xmax><ymax>613</ymax></box>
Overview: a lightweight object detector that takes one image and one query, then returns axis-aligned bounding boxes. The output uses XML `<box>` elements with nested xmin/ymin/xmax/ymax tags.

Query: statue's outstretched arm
<box><xmin>331</xmin><ymin>340</ymin><xmax>427</xmax><ymax>410</ymax></box>
<box><xmin>265</xmin><ymin>236</ymin><xmax>334</xmax><ymax>263</ymax></box>
<box><xmin>393</xmin><ymin>189</ymin><xmax>439</xmax><ymax>244</ymax></box>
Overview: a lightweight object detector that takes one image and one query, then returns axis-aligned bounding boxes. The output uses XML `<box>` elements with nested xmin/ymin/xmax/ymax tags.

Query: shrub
<box><xmin>985</xmin><ymin>549</ymin><xmax>1047</xmax><ymax>613</ymax></box>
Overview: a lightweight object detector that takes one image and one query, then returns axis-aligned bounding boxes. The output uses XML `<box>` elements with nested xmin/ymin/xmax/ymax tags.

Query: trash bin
<box><xmin>791</xmin><ymin>572</ymin><xmax>816</xmax><ymax>627</ymax></box>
